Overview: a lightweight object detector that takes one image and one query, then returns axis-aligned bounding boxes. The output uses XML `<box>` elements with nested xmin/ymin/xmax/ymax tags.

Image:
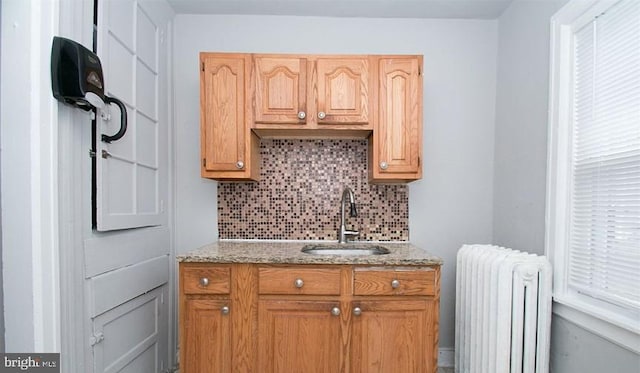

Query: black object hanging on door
<box><xmin>50</xmin><ymin>36</ymin><xmax>127</xmax><ymax>143</ymax></box>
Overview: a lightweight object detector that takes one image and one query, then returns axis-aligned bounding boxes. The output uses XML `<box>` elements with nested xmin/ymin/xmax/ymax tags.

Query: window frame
<box><xmin>546</xmin><ymin>0</ymin><xmax>640</xmax><ymax>353</ymax></box>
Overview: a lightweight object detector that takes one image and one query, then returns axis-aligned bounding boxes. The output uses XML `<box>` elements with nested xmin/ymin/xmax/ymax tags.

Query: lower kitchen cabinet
<box><xmin>179</xmin><ymin>263</ymin><xmax>440</xmax><ymax>373</ymax></box>
<box><xmin>182</xmin><ymin>299</ymin><xmax>232</xmax><ymax>373</ymax></box>
<box><xmin>258</xmin><ymin>300</ymin><xmax>344</xmax><ymax>373</ymax></box>
<box><xmin>350</xmin><ymin>300</ymin><xmax>436</xmax><ymax>373</ymax></box>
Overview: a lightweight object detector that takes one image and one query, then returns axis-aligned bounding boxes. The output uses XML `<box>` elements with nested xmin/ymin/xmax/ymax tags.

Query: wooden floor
<box><xmin>174</xmin><ymin>367</ymin><xmax>455</xmax><ymax>372</ymax></box>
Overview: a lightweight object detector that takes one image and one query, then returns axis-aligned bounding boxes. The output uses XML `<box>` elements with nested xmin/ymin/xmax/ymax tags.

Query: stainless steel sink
<box><xmin>301</xmin><ymin>244</ymin><xmax>390</xmax><ymax>256</ymax></box>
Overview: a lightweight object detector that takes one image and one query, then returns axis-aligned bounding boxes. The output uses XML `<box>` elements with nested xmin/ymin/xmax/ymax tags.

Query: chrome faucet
<box><xmin>338</xmin><ymin>187</ymin><xmax>359</xmax><ymax>243</ymax></box>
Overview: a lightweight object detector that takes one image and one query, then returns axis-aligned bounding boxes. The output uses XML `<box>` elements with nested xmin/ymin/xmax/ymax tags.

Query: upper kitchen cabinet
<box><xmin>253</xmin><ymin>55</ymin><xmax>373</xmax><ymax>133</ymax></box>
<box><xmin>315</xmin><ymin>57</ymin><xmax>370</xmax><ymax>126</ymax></box>
<box><xmin>370</xmin><ymin>56</ymin><xmax>423</xmax><ymax>182</ymax></box>
<box><xmin>200</xmin><ymin>53</ymin><xmax>259</xmax><ymax>180</ymax></box>
<box><xmin>254</xmin><ymin>56</ymin><xmax>308</xmax><ymax>125</ymax></box>
<box><xmin>200</xmin><ymin>53</ymin><xmax>423</xmax><ymax>182</ymax></box>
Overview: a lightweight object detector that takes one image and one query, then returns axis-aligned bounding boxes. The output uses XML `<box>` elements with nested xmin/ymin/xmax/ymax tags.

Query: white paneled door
<box><xmin>96</xmin><ymin>0</ymin><xmax>168</xmax><ymax>231</ymax></box>
<box><xmin>87</xmin><ymin>1</ymin><xmax>173</xmax><ymax>372</ymax></box>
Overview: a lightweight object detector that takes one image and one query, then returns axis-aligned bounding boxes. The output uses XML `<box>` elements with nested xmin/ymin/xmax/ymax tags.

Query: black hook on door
<box><xmin>101</xmin><ymin>95</ymin><xmax>127</xmax><ymax>143</ymax></box>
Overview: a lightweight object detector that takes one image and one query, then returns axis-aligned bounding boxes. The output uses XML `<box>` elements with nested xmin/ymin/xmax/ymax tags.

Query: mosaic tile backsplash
<box><xmin>217</xmin><ymin>139</ymin><xmax>409</xmax><ymax>241</ymax></box>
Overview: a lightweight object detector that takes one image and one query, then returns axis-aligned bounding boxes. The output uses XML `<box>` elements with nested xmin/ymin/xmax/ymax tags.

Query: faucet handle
<box><xmin>345</xmin><ymin>229</ymin><xmax>359</xmax><ymax>238</ymax></box>
<box><xmin>349</xmin><ymin>202</ymin><xmax>357</xmax><ymax>217</ymax></box>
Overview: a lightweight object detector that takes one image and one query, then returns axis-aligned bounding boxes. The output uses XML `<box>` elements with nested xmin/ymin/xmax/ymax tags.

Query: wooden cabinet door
<box><xmin>258</xmin><ymin>300</ymin><xmax>344</xmax><ymax>373</ymax></box>
<box><xmin>200</xmin><ymin>54</ymin><xmax>255</xmax><ymax>179</ymax></box>
<box><xmin>316</xmin><ymin>58</ymin><xmax>370</xmax><ymax>126</ymax></box>
<box><xmin>350</xmin><ymin>300</ymin><xmax>436</xmax><ymax>373</ymax></box>
<box><xmin>254</xmin><ymin>56</ymin><xmax>308</xmax><ymax>125</ymax></box>
<box><xmin>373</xmin><ymin>57</ymin><xmax>422</xmax><ymax>181</ymax></box>
<box><xmin>182</xmin><ymin>299</ymin><xmax>232</xmax><ymax>373</ymax></box>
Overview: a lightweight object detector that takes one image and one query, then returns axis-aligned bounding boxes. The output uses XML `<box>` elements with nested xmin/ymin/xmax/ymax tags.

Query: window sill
<box><xmin>552</xmin><ymin>298</ymin><xmax>640</xmax><ymax>353</ymax></box>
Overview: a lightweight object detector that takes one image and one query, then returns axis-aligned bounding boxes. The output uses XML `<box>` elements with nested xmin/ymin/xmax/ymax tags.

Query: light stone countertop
<box><xmin>177</xmin><ymin>240</ymin><xmax>443</xmax><ymax>266</ymax></box>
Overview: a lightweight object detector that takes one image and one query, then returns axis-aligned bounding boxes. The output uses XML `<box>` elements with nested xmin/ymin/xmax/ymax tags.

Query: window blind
<box><xmin>569</xmin><ymin>0</ymin><xmax>640</xmax><ymax>310</ymax></box>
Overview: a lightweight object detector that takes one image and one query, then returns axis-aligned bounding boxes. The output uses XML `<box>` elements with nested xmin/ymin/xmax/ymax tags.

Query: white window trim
<box><xmin>546</xmin><ymin>0</ymin><xmax>640</xmax><ymax>353</ymax></box>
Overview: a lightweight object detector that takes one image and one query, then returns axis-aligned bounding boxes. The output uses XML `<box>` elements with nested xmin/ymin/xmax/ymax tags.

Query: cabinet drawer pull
<box><xmin>294</xmin><ymin>278</ymin><xmax>304</xmax><ymax>288</ymax></box>
<box><xmin>391</xmin><ymin>279</ymin><xmax>400</xmax><ymax>289</ymax></box>
<box><xmin>353</xmin><ymin>307</ymin><xmax>362</xmax><ymax>316</ymax></box>
<box><xmin>221</xmin><ymin>306</ymin><xmax>230</xmax><ymax>315</ymax></box>
<box><xmin>380</xmin><ymin>161</ymin><xmax>388</xmax><ymax>170</ymax></box>
<box><xmin>317</xmin><ymin>111</ymin><xmax>326</xmax><ymax>120</ymax></box>
<box><xmin>199</xmin><ymin>277</ymin><xmax>209</xmax><ymax>287</ymax></box>
<box><xmin>297</xmin><ymin>111</ymin><xmax>306</xmax><ymax>120</ymax></box>
<box><xmin>236</xmin><ymin>161</ymin><xmax>244</xmax><ymax>169</ymax></box>
<box><xmin>331</xmin><ymin>307</ymin><xmax>341</xmax><ymax>316</ymax></box>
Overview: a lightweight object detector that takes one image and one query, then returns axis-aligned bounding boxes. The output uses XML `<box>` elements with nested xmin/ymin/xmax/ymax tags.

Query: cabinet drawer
<box><xmin>258</xmin><ymin>267</ymin><xmax>341</xmax><ymax>295</ymax></box>
<box><xmin>182</xmin><ymin>265</ymin><xmax>231</xmax><ymax>295</ymax></box>
<box><xmin>354</xmin><ymin>267</ymin><xmax>436</xmax><ymax>296</ymax></box>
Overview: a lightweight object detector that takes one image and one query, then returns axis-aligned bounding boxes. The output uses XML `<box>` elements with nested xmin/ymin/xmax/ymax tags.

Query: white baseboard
<box><xmin>438</xmin><ymin>348</ymin><xmax>454</xmax><ymax>367</ymax></box>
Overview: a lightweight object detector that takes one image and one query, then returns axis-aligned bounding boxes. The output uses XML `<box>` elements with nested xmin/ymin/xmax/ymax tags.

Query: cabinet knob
<box><xmin>236</xmin><ymin>161</ymin><xmax>244</xmax><ymax>169</ymax></box>
<box><xmin>297</xmin><ymin>111</ymin><xmax>306</xmax><ymax>120</ymax></box>
<box><xmin>380</xmin><ymin>161</ymin><xmax>388</xmax><ymax>170</ymax></box>
<box><xmin>317</xmin><ymin>111</ymin><xmax>326</xmax><ymax>120</ymax></box>
<box><xmin>199</xmin><ymin>277</ymin><xmax>209</xmax><ymax>287</ymax></box>
<box><xmin>294</xmin><ymin>278</ymin><xmax>304</xmax><ymax>288</ymax></box>
<box><xmin>221</xmin><ymin>306</ymin><xmax>230</xmax><ymax>315</ymax></box>
<box><xmin>353</xmin><ymin>307</ymin><xmax>362</xmax><ymax>316</ymax></box>
<box><xmin>391</xmin><ymin>279</ymin><xmax>400</xmax><ymax>289</ymax></box>
<box><xmin>331</xmin><ymin>307</ymin><xmax>341</xmax><ymax>316</ymax></box>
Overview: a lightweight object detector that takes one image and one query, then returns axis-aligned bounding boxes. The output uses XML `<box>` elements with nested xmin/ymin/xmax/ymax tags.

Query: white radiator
<box><xmin>455</xmin><ymin>244</ymin><xmax>552</xmax><ymax>373</ymax></box>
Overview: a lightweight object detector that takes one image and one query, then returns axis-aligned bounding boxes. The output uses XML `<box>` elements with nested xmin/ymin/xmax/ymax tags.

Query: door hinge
<box><xmin>201</xmin><ymin>62</ymin><xmax>205</xmax><ymax>72</ymax></box>
<box><xmin>418</xmin><ymin>156</ymin><xmax>421</xmax><ymax>166</ymax></box>
<box><xmin>418</xmin><ymin>66</ymin><xmax>422</xmax><ymax>76</ymax></box>
<box><xmin>89</xmin><ymin>332</ymin><xmax>104</xmax><ymax>346</ymax></box>
<box><xmin>202</xmin><ymin>158</ymin><xmax>206</xmax><ymax>168</ymax></box>
<box><xmin>89</xmin><ymin>149</ymin><xmax>96</xmax><ymax>158</ymax></box>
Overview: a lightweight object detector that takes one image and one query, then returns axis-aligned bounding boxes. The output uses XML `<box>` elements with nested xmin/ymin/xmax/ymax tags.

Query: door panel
<box><xmin>92</xmin><ymin>286</ymin><xmax>168</xmax><ymax>373</ymax></box>
<box><xmin>258</xmin><ymin>300</ymin><xmax>343</xmax><ymax>373</ymax></box>
<box><xmin>316</xmin><ymin>58</ymin><xmax>369</xmax><ymax>125</ymax></box>
<box><xmin>105</xmin><ymin>32</ymin><xmax>135</xmax><ymax>106</ymax></box>
<box><xmin>84</xmin><ymin>226</ymin><xmax>169</xmax><ymax>278</ymax></box>
<box><xmin>135</xmin><ymin>113</ymin><xmax>158</xmax><ymax>167</ymax></box>
<box><xmin>254</xmin><ymin>57</ymin><xmax>307</xmax><ymax>124</ymax></box>
<box><xmin>136</xmin><ymin>165</ymin><xmax>158</xmax><ymax>213</ymax></box>
<box><xmin>376</xmin><ymin>58</ymin><xmax>421</xmax><ymax>176</ymax></box>
<box><xmin>136</xmin><ymin>8</ymin><xmax>157</xmax><ymax>70</ymax></box>
<box><xmin>107</xmin><ymin>0</ymin><xmax>134</xmax><ymax>49</ymax></box>
<box><xmin>117</xmin><ymin>346</ymin><xmax>156</xmax><ymax>373</ymax></box>
<box><xmin>96</xmin><ymin>0</ymin><xmax>167</xmax><ymax>231</ymax></box>
<box><xmin>350</xmin><ymin>300</ymin><xmax>435</xmax><ymax>373</ymax></box>
<box><xmin>201</xmin><ymin>56</ymin><xmax>248</xmax><ymax>172</ymax></box>
<box><xmin>89</xmin><ymin>255</ymin><xmax>169</xmax><ymax>318</ymax></box>
<box><xmin>104</xmin><ymin>158</ymin><xmax>135</xmax><ymax>214</ymax></box>
<box><xmin>182</xmin><ymin>299</ymin><xmax>232</xmax><ymax>373</ymax></box>
<box><xmin>136</xmin><ymin>62</ymin><xmax>157</xmax><ymax>119</ymax></box>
